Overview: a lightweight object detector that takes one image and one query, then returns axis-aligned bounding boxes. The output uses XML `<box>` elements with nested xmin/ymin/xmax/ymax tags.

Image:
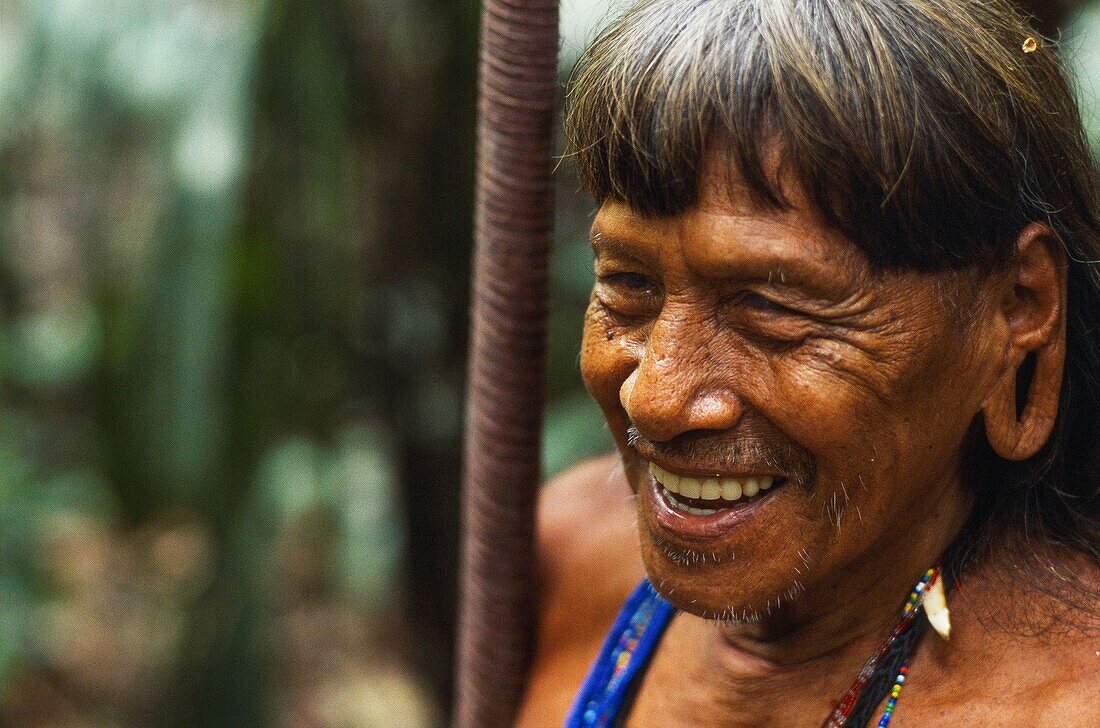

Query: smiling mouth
<box><xmin>649</xmin><ymin>462</ymin><xmax>786</xmax><ymax>515</ymax></box>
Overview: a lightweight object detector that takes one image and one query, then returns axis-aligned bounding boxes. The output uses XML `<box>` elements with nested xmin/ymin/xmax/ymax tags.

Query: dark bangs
<box><xmin>564</xmin><ymin>0</ymin><xmax>1093</xmax><ymax>271</ymax></box>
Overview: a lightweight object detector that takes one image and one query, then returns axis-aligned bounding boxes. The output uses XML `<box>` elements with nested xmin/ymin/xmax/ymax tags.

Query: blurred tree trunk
<box><xmin>338</xmin><ymin>0</ymin><xmax>478</xmax><ymax>709</ymax></box>
<box><xmin>190</xmin><ymin>0</ymin><xmax>479</xmax><ymax>722</ymax></box>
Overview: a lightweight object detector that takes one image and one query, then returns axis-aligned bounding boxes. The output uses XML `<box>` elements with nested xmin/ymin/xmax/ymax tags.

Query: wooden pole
<box><xmin>454</xmin><ymin>0</ymin><xmax>559</xmax><ymax>725</ymax></box>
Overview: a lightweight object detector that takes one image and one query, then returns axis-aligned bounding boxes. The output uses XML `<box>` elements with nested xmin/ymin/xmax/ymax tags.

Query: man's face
<box><xmin>580</xmin><ymin>154</ymin><xmax>992</xmax><ymax>622</ymax></box>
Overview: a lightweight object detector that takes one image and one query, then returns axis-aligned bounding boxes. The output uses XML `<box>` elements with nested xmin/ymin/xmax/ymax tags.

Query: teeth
<box><xmin>679</xmin><ymin>476</ymin><xmax>701</xmax><ymax>498</ymax></box>
<box><xmin>721</xmin><ymin>479</ymin><xmax>742</xmax><ymax>500</ymax></box>
<box><xmin>664</xmin><ymin>490</ymin><xmax>718</xmax><ymax>516</ymax></box>
<box><xmin>648</xmin><ymin>463</ymin><xmax>777</xmax><ymax>510</ymax></box>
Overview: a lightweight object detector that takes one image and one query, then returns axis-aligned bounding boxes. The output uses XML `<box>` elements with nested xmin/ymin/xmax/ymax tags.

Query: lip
<box><xmin>647</xmin><ymin>457</ymin><xmax>786</xmax><ymax>481</ymax></box>
<box><xmin>644</xmin><ymin>469</ymin><xmax>784</xmax><ymax>545</ymax></box>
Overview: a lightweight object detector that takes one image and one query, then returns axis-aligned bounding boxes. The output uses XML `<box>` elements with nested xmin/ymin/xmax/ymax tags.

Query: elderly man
<box><xmin>515</xmin><ymin>0</ymin><xmax>1100</xmax><ymax>725</ymax></box>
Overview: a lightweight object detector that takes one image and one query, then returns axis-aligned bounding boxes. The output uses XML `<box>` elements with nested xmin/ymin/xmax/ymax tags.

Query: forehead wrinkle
<box><xmin>682</xmin><ymin>144</ymin><xmax>865</xmax><ymax>291</ymax></box>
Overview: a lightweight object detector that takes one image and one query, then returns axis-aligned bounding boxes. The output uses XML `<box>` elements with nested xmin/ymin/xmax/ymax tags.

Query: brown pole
<box><xmin>455</xmin><ymin>0</ymin><xmax>560</xmax><ymax>726</ymax></box>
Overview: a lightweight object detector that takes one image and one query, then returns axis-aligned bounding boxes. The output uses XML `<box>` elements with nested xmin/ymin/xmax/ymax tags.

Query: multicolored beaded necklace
<box><xmin>822</xmin><ymin>565</ymin><xmax>943</xmax><ymax>728</ymax></box>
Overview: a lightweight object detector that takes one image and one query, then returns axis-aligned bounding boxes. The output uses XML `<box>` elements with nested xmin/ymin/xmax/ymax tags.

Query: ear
<box><xmin>981</xmin><ymin>223</ymin><xmax>1067</xmax><ymax>461</ymax></box>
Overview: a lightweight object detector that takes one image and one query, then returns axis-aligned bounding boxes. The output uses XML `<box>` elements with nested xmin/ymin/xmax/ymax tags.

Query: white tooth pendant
<box><xmin>924</xmin><ymin>575</ymin><xmax>951</xmax><ymax>640</ymax></box>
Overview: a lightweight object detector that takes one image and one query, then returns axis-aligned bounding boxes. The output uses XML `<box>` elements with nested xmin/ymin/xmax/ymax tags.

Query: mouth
<box><xmin>645</xmin><ymin>461</ymin><xmax>788</xmax><ymax>544</ymax></box>
<box><xmin>651</xmin><ymin>462</ymin><xmax>783</xmax><ymax>512</ymax></box>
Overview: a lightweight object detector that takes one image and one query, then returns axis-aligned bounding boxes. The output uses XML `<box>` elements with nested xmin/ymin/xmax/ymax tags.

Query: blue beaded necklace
<box><xmin>568</xmin><ymin>564</ymin><xmax>945</xmax><ymax>728</ymax></box>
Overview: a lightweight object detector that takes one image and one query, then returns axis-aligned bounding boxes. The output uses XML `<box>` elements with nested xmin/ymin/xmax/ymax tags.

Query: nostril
<box><xmin>622</xmin><ymin>382</ymin><xmax>743</xmax><ymax>444</ymax></box>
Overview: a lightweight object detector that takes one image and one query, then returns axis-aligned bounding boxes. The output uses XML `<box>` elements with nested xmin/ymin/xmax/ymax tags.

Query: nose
<box><xmin>619</xmin><ymin>319</ymin><xmax>744</xmax><ymax>443</ymax></box>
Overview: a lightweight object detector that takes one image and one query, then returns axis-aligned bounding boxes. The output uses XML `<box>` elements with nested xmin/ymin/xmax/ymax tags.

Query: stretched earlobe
<box><xmin>981</xmin><ymin>223</ymin><xmax>1067</xmax><ymax>461</ymax></box>
<box><xmin>982</xmin><ymin>347</ymin><xmax>1062</xmax><ymax>460</ymax></box>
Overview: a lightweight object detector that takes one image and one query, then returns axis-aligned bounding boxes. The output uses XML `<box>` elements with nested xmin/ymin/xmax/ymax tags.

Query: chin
<box><xmin>637</xmin><ymin>516</ymin><xmax>812</xmax><ymax>623</ymax></box>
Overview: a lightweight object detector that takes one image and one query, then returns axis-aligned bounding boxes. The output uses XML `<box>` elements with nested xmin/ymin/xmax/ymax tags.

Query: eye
<box><xmin>601</xmin><ymin>272</ymin><xmax>654</xmax><ymax>291</ymax></box>
<box><xmin>722</xmin><ymin>290</ymin><xmax>812</xmax><ymax>344</ymax></box>
<box><xmin>594</xmin><ymin>271</ymin><xmax>661</xmax><ymax>316</ymax></box>
<box><xmin>738</xmin><ymin>291</ymin><xmax>788</xmax><ymax>313</ymax></box>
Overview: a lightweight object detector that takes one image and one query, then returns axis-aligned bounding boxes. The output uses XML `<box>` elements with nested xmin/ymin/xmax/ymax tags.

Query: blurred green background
<box><xmin>0</xmin><ymin>0</ymin><xmax>1096</xmax><ymax>725</ymax></box>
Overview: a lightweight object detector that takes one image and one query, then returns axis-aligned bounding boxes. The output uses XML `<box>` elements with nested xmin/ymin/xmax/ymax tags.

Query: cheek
<box><xmin>580</xmin><ymin>314</ymin><xmax>645</xmax><ymax>483</ymax></box>
<box><xmin>768</xmin><ymin>360</ymin><xmax>897</xmax><ymax>522</ymax></box>
<box><xmin>579</xmin><ymin>301</ymin><xmax>636</xmax><ymax>407</ymax></box>
<box><xmin>770</xmin><ymin>328</ymin><xmax>974</xmax><ymax>516</ymax></box>
<box><xmin>768</xmin><ymin>341</ymin><xmax>903</xmax><ymax>453</ymax></box>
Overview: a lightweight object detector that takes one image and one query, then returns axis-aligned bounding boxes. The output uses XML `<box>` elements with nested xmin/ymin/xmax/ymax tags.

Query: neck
<box><xmin>655</xmin><ymin>535</ymin><xmax>1097</xmax><ymax>728</ymax></box>
<box><xmin>691</xmin><ymin>492</ymin><xmax>972</xmax><ymax>725</ymax></box>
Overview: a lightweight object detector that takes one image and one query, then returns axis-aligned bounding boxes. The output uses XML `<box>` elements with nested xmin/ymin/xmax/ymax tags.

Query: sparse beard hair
<box><xmin>649</xmin><ymin>536</ymin><xmax>811</xmax><ymax>625</ymax></box>
<box><xmin>656</xmin><ymin>538</ymin><xmax>726</xmax><ymax>567</ymax></box>
<box><xmin>654</xmin><ymin>575</ymin><xmax>809</xmax><ymax>626</ymax></box>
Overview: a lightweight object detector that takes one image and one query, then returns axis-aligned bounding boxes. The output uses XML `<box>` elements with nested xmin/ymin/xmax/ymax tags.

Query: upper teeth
<box><xmin>649</xmin><ymin>462</ymin><xmax>775</xmax><ymax>502</ymax></box>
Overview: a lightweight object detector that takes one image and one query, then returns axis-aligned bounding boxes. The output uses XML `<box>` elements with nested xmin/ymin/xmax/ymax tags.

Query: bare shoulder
<box><xmin>978</xmin><ymin>621</ymin><xmax>1100</xmax><ymax>726</ymax></box>
<box><xmin>1029</xmin><ymin>635</ymin><xmax>1100</xmax><ymax>725</ymax></box>
<box><xmin>515</xmin><ymin>452</ymin><xmax>645</xmax><ymax>727</ymax></box>
<box><xmin>918</xmin><ymin>553</ymin><xmax>1100</xmax><ymax>725</ymax></box>
<box><xmin>1013</xmin><ymin>565</ymin><xmax>1100</xmax><ymax>724</ymax></box>
<box><xmin>534</xmin><ymin>452</ymin><xmax>645</xmax><ymax>650</ymax></box>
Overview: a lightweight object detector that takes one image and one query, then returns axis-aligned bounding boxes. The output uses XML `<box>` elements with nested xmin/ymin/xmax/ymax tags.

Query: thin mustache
<box><xmin>627</xmin><ymin>424</ymin><xmax>816</xmax><ymax>488</ymax></box>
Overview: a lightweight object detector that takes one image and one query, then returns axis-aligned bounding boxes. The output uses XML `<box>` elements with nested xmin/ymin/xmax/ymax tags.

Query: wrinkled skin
<box><xmin>516</xmin><ymin>152</ymin><xmax>1098</xmax><ymax>726</ymax></box>
<box><xmin>584</xmin><ymin>165</ymin><xmax>982</xmax><ymax>630</ymax></box>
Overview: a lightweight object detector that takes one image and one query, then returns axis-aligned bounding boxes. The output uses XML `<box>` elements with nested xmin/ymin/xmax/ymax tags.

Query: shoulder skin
<box><xmin>515</xmin><ymin>453</ymin><xmax>645</xmax><ymax>727</ymax></box>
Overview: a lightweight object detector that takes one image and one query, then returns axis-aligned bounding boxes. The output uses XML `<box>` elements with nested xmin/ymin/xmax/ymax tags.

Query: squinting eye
<box><xmin>595</xmin><ymin>271</ymin><xmax>660</xmax><ymax>317</ymax></box>
<box><xmin>721</xmin><ymin>290</ymin><xmax>812</xmax><ymax>345</ymax></box>
<box><xmin>601</xmin><ymin>272</ymin><xmax>654</xmax><ymax>290</ymax></box>
<box><xmin>739</xmin><ymin>291</ymin><xmax>788</xmax><ymax>313</ymax></box>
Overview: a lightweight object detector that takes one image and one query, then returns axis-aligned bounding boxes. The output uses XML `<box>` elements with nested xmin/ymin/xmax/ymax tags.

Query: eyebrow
<box><xmin>699</xmin><ymin>247</ymin><xmax>854</xmax><ymax>301</ymax></box>
<box><xmin>592</xmin><ymin>226</ymin><xmax>855</xmax><ymax>300</ymax></box>
<box><xmin>589</xmin><ymin>229</ymin><xmax>655</xmax><ymax>264</ymax></box>
<box><xmin>702</xmin><ymin>244</ymin><xmax>838</xmax><ymax>283</ymax></box>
